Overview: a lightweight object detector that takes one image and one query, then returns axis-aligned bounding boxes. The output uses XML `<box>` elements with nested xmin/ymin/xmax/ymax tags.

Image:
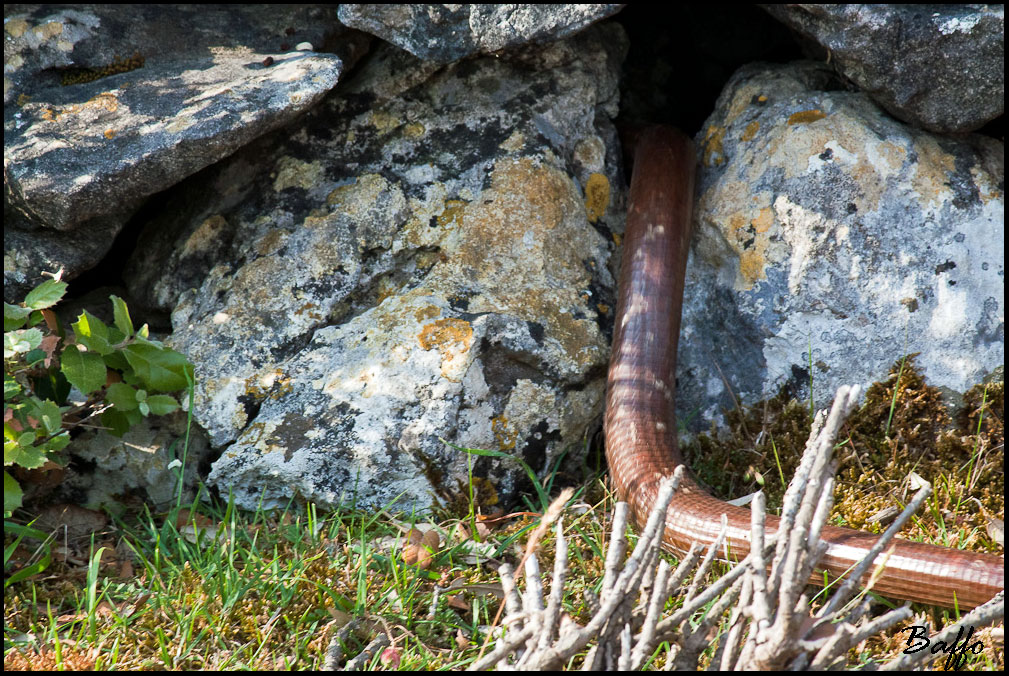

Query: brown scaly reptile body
<box><xmin>604</xmin><ymin>125</ymin><xmax>1004</xmax><ymax>609</ymax></box>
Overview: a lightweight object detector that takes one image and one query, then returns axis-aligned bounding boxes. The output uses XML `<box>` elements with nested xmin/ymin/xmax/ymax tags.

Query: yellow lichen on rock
<box><xmin>272</xmin><ymin>156</ymin><xmax>324</xmax><ymax>192</ymax></box>
<box><xmin>702</xmin><ymin>125</ymin><xmax>726</xmax><ymax>166</ymax></box>
<box><xmin>182</xmin><ymin>215</ymin><xmax>230</xmax><ymax>257</ymax></box>
<box><xmin>583</xmin><ymin>172</ymin><xmax>610</xmax><ymax>223</ymax></box>
<box><xmin>491</xmin><ymin>416</ymin><xmax>518</xmax><ymax>450</ymax></box>
<box><xmin>5</xmin><ymin>18</ymin><xmax>29</xmax><ymax>38</ymax></box>
<box><xmin>418</xmin><ymin>317</ymin><xmax>473</xmax><ymax>356</ymax></box>
<box><xmin>437</xmin><ymin>199</ymin><xmax>467</xmax><ymax>228</ymax></box>
<box><xmin>786</xmin><ymin>108</ymin><xmax>827</xmax><ymax>125</ymax></box>
<box><xmin>741</xmin><ymin>120</ymin><xmax>760</xmax><ymax>142</ymax></box>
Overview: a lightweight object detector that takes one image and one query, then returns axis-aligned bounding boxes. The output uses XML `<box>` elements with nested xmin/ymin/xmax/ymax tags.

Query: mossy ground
<box><xmin>4</xmin><ymin>356</ymin><xmax>1003</xmax><ymax>670</ymax></box>
<box><xmin>682</xmin><ymin>354</ymin><xmax>1004</xmax><ymax>669</ymax></box>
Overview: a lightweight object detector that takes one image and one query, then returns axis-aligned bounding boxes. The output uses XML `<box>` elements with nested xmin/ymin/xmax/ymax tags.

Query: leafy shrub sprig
<box><xmin>3</xmin><ymin>273</ymin><xmax>194</xmax><ymax>516</ymax></box>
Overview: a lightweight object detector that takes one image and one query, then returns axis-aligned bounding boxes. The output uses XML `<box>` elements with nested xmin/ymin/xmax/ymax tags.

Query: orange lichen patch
<box><xmin>722</xmin><ymin>203</ymin><xmax>777</xmax><ymax>288</ymax></box>
<box><xmin>103</xmin><ymin>128</ymin><xmax>116</xmax><ymax>139</ymax></box>
<box><xmin>414</xmin><ymin>304</ymin><xmax>441</xmax><ymax>322</ymax></box>
<box><xmin>293</xmin><ymin>302</ymin><xmax>324</xmax><ymax>322</ymax></box>
<box><xmin>442</xmin><ymin>157</ymin><xmax>607</xmax><ymax>371</ymax></box>
<box><xmin>437</xmin><ymin>199</ymin><xmax>467</xmax><ymax>228</ymax></box>
<box><xmin>787</xmin><ymin>109</ymin><xmax>827</xmax><ymax>125</ymax></box>
<box><xmin>741</xmin><ymin>120</ymin><xmax>760</xmax><ymax>142</ymax></box>
<box><xmin>756</xmin><ymin>94</ymin><xmax>768</xmax><ymax>103</ymax></box>
<box><xmin>752</xmin><ymin>206</ymin><xmax>774</xmax><ymax>233</ymax></box>
<box><xmin>702</xmin><ymin>125</ymin><xmax>726</xmax><ymax>166</ymax></box>
<box><xmin>739</xmin><ymin>249</ymin><xmax>768</xmax><ymax>287</ymax></box>
<box><xmin>418</xmin><ymin>317</ymin><xmax>473</xmax><ymax>356</ymax></box>
<box><xmin>596</xmin><ymin>302</ymin><xmax>610</xmax><ymax>316</ymax></box>
<box><xmin>584</xmin><ymin>172</ymin><xmax>610</xmax><ymax>223</ymax></box>
<box><xmin>492</xmin><ymin>416</ymin><xmax>518</xmax><ymax>450</ymax></box>
<box><xmin>60</xmin><ymin>53</ymin><xmax>144</xmax><ymax>86</ymax></box>
<box><xmin>40</xmin><ymin>91</ymin><xmax>119</xmax><ymax>122</ymax></box>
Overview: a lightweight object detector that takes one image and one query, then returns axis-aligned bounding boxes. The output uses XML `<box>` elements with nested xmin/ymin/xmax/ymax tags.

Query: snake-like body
<box><xmin>604</xmin><ymin>125</ymin><xmax>1004</xmax><ymax>608</ymax></box>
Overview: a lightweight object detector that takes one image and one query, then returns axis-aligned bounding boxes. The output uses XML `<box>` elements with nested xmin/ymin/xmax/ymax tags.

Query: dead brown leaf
<box><xmin>34</xmin><ymin>504</ymin><xmax>108</xmax><ymax>542</ymax></box>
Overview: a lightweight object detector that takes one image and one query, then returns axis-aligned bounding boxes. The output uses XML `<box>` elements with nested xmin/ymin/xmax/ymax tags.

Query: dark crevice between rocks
<box><xmin>61</xmin><ymin>186</ymin><xmax>177</xmax><ymax>333</ymax></box>
<box><xmin>614</xmin><ymin>4</ymin><xmax>804</xmax><ymax>137</ymax></box>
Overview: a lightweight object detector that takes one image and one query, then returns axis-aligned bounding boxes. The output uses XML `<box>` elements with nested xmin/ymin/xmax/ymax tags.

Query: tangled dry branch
<box><xmin>475</xmin><ymin>385</ymin><xmax>1005</xmax><ymax>671</ymax></box>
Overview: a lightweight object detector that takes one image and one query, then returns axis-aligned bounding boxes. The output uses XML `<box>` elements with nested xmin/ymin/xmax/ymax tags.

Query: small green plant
<box><xmin>3</xmin><ymin>273</ymin><xmax>195</xmax><ymax>517</ymax></box>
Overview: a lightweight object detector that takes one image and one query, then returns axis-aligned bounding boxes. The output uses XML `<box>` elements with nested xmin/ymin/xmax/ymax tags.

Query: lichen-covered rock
<box><xmin>338</xmin><ymin>3</ymin><xmax>624</xmax><ymax>63</ymax></box>
<box><xmin>32</xmin><ymin>409</ymin><xmax>212</xmax><ymax>512</ymax></box>
<box><xmin>681</xmin><ymin>61</ymin><xmax>1003</xmax><ymax>432</ymax></box>
<box><xmin>3</xmin><ymin>4</ymin><xmax>368</xmax><ymax>300</ymax></box>
<box><xmin>128</xmin><ymin>26</ymin><xmax>627</xmax><ymax>512</ymax></box>
<box><xmin>763</xmin><ymin>4</ymin><xmax>1004</xmax><ymax>133</ymax></box>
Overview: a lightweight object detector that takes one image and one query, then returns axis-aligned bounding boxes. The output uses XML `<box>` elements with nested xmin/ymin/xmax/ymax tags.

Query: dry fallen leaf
<box><xmin>446</xmin><ymin>594</ymin><xmax>470</xmax><ymax>611</ymax></box>
<box><xmin>35</xmin><ymin>504</ymin><xmax>108</xmax><ymax>542</ymax></box>
<box><xmin>175</xmin><ymin>508</ymin><xmax>214</xmax><ymax>530</ymax></box>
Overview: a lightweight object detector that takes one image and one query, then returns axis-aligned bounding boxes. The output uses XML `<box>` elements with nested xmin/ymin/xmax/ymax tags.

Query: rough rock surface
<box><xmin>338</xmin><ymin>4</ymin><xmax>623</xmax><ymax>63</ymax></box>
<box><xmin>763</xmin><ymin>4</ymin><xmax>1004</xmax><ymax>133</ymax></box>
<box><xmin>681</xmin><ymin>61</ymin><xmax>1004</xmax><ymax>432</ymax></box>
<box><xmin>48</xmin><ymin>410</ymin><xmax>212</xmax><ymax>512</ymax></box>
<box><xmin>127</xmin><ymin>27</ymin><xmax>627</xmax><ymax>512</ymax></box>
<box><xmin>3</xmin><ymin>4</ymin><xmax>367</xmax><ymax>301</ymax></box>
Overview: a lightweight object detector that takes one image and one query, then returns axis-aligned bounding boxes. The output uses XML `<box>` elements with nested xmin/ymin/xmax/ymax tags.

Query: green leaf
<box><xmin>146</xmin><ymin>394</ymin><xmax>180</xmax><ymax>416</ymax></box>
<box><xmin>102</xmin><ymin>351</ymin><xmax>130</xmax><ymax>373</ymax></box>
<box><xmin>23</xmin><ymin>348</ymin><xmax>47</xmax><ymax>368</ymax></box>
<box><xmin>60</xmin><ymin>346</ymin><xmax>108</xmax><ymax>395</ymax></box>
<box><xmin>106</xmin><ymin>383</ymin><xmax>139</xmax><ymax>411</ymax></box>
<box><xmin>110</xmin><ymin>295</ymin><xmax>134</xmax><ymax>338</ymax></box>
<box><xmin>24</xmin><ymin>279</ymin><xmax>68</xmax><ymax>310</ymax></box>
<box><xmin>4</xmin><ymin>376</ymin><xmax>21</xmax><ymax>401</ymax></box>
<box><xmin>122</xmin><ymin>344</ymin><xmax>194</xmax><ymax>392</ymax></box>
<box><xmin>4</xmin><ymin>328</ymin><xmax>43</xmax><ymax>359</ymax></box>
<box><xmin>4</xmin><ymin>303</ymin><xmax>32</xmax><ymax>331</ymax></box>
<box><xmin>100</xmin><ymin>409</ymin><xmax>131</xmax><ymax>437</ymax></box>
<box><xmin>48</xmin><ymin>432</ymin><xmax>70</xmax><ymax>452</ymax></box>
<box><xmin>5</xmin><ymin>440</ymin><xmax>47</xmax><ymax>470</ymax></box>
<box><xmin>36</xmin><ymin>400</ymin><xmax>62</xmax><ymax>436</ymax></box>
<box><xmin>72</xmin><ymin>311</ymin><xmax>112</xmax><ymax>355</ymax></box>
<box><xmin>138</xmin><ymin>401</ymin><xmax>150</xmax><ymax>416</ymax></box>
<box><xmin>4</xmin><ymin>471</ymin><xmax>23</xmax><ymax>517</ymax></box>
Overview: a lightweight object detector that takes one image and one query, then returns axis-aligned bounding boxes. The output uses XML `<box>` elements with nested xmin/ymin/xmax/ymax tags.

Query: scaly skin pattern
<box><xmin>604</xmin><ymin>125</ymin><xmax>1004</xmax><ymax>609</ymax></box>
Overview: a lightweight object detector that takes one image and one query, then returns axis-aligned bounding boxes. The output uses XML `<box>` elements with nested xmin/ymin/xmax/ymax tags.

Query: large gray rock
<box><xmin>680</xmin><ymin>61</ymin><xmax>1003</xmax><ymax>432</ymax></box>
<box><xmin>3</xmin><ymin>4</ymin><xmax>367</xmax><ymax>300</ymax></box>
<box><xmin>127</xmin><ymin>26</ymin><xmax>627</xmax><ymax>512</ymax></box>
<box><xmin>763</xmin><ymin>4</ymin><xmax>1004</xmax><ymax>133</ymax></box>
<box><xmin>338</xmin><ymin>4</ymin><xmax>623</xmax><ymax>63</ymax></box>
